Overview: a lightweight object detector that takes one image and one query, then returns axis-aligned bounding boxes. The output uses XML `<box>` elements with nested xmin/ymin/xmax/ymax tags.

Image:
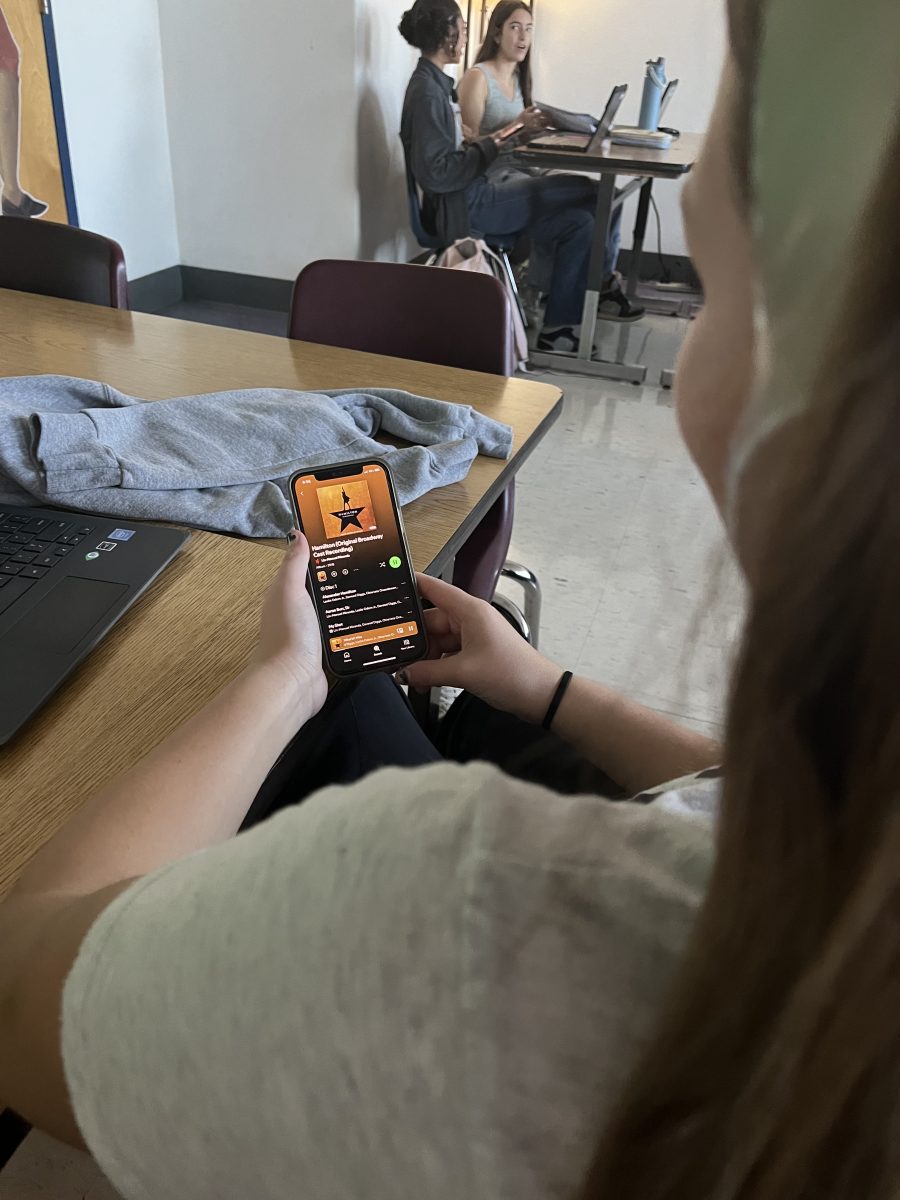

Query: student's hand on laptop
<box><xmin>398</xmin><ymin>573</ymin><xmax>562</xmax><ymax>725</ymax></box>
<box><xmin>250</xmin><ymin>530</ymin><xmax>328</xmax><ymax>722</ymax></box>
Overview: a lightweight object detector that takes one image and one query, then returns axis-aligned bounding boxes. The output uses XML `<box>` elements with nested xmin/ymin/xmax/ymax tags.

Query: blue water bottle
<box><xmin>638</xmin><ymin>57</ymin><xmax>667</xmax><ymax>130</ymax></box>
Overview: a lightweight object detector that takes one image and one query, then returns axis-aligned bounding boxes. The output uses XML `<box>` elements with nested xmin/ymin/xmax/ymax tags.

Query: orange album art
<box><xmin>317</xmin><ymin>478</ymin><xmax>377</xmax><ymax>539</ymax></box>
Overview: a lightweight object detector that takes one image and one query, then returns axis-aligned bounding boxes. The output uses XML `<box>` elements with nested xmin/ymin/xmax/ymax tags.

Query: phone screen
<box><xmin>498</xmin><ymin>121</ymin><xmax>525</xmax><ymax>142</ymax></box>
<box><xmin>290</xmin><ymin>460</ymin><xmax>428</xmax><ymax>677</ymax></box>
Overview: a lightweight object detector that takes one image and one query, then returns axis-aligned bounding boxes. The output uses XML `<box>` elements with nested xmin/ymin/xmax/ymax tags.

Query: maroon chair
<box><xmin>289</xmin><ymin>259</ymin><xmax>540</xmax><ymax>641</ymax></box>
<box><xmin>0</xmin><ymin>218</ymin><xmax>128</xmax><ymax>309</ymax></box>
<box><xmin>289</xmin><ymin>258</ymin><xmax>516</xmax><ymax>375</ymax></box>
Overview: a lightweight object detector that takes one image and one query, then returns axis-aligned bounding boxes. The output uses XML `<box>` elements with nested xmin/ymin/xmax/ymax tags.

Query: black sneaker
<box><xmin>2</xmin><ymin>193</ymin><xmax>49</xmax><ymax>219</ymax></box>
<box><xmin>536</xmin><ymin>326</ymin><xmax>578</xmax><ymax>353</ymax></box>
<box><xmin>597</xmin><ymin>283</ymin><xmax>644</xmax><ymax>322</ymax></box>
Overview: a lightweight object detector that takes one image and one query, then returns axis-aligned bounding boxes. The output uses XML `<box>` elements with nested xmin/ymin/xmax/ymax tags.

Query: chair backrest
<box><xmin>289</xmin><ymin>258</ymin><xmax>516</xmax><ymax>376</ymax></box>
<box><xmin>402</xmin><ymin>147</ymin><xmax>444</xmax><ymax>252</ymax></box>
<box><xmin>0</xmin><ymin>219</ymin><xmax>128</xmax><ymax>309</ymax></box>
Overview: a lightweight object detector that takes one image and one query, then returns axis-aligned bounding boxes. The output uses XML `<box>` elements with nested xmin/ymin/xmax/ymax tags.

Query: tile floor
<box><xmin>0</xmin><ymin>311</ymin><xmax>746</xmax><ymax>1198</ymax></box>
<box><xmin>499</xmin><ymin>311</ymin><xmax>746</xmax><ymax>737</ymax></box>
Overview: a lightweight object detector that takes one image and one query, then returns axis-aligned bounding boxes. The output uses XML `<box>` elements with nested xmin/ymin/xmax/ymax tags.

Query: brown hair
<box><xmin>473</xmin><ymin>1</ymin><xmax>533</xmax><ymax>108</ymax></box>
<box><xmin>582</xmin><ymin>1</ymin><xmax>900</xmax><ymax>1197</ymax></box>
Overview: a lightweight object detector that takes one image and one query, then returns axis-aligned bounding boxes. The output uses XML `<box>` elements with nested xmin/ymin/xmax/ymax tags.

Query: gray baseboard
<box><xmin>130</xmin><ymin>253</ymin><xmax>699</xmax><ymax>316</ymax></box>
<box><xmin>181</xmin><ymin>267</ymin><xmax>293</xmax><ymax>312</ymax></box>
<box><xmin>128</xmin><ymin>265</ymin><xmax>183</xmax><ymax>312</ymax></box>
<box><xmin>130</xmin><ymin>265</ymin><xmax>293</xmax><ymax>314</ymax></box>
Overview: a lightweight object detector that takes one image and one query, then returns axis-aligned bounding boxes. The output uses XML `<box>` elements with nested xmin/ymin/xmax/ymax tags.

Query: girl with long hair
<box><xmin>458</xmin><ymin>0</ymin><xmax>638</xmax><ymax>325</ymax></box>
<box><xmin>1</xmin><ymin>1</ymin><xmax>897</xmax><ymax>1196</ymax></box>
<box><xmin>458</xmin><ymin>0</ymin><xmax>543</xmax><ymax>135</ymax></box>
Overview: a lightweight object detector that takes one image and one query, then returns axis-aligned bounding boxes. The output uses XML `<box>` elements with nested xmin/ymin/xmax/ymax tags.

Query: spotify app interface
<box><xmin>292</xmin><ymin>463</ymin><xmax>426</xmax><ymax>674</ymax></box>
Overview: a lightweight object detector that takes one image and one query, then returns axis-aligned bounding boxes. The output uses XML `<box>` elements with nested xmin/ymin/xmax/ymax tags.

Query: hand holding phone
<box><xmin>289</xmin><ymin>460</ymin><xmax>428</xmax><ymax>678</ymax></box>
<box><xmin>251</xmin><ymin>531</ymin><xmax>329</xmax><ymax>714</ymax></box>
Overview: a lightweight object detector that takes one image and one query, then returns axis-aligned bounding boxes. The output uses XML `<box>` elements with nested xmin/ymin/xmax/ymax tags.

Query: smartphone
<box><xmin>496</xmin><ymin>121</ymin><xmax>525</xmax><ymax>143</ymax></box>
<box><xmin>289</xmin><ymin>459</ymin><xmax>428</xmax><ymax>678</ymax></box>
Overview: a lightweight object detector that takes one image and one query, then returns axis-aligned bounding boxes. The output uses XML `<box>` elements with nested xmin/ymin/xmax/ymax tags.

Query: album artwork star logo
<box><xmin>318</xmin><ymin>478</ymin><xmax>376</xmax><ymax>539</ymax></box>
<box><xmin>330</xmin><ymin>504</ymin><xmax>366</xmax><ymax>532</ymax></box>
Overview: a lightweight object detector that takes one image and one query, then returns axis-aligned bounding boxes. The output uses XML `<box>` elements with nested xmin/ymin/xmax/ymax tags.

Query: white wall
<box><xmin>52</xmin><ymin>0</ymin><xmax>180</xmax><ymax>279</ymax></box>
<box><xmin>532</xmin><ymin>0</ymin><xmax>727</xmax><ymax>256</ymax></box>
<box><xmin>355</xmin><ymin>0</ymin><xmax>419</xmax><ymax>262</ymax></box>
<box><xmin>156</xmin><ymin>0</ymin><xmax>360</xmax><ymax>281</ymax></box>
<box><xmin>51</xmin><ymin>0</ymin><xmax>718</xmax><ymax>283</ymax></box>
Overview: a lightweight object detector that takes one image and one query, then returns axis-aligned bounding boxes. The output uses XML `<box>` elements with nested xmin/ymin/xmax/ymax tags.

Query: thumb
<box><xmin>281</xmin><ymin>529</ymin><xmax>310</xmax><ymax>582</ymax></box>
<box><xmin>400</xmin><ymin>653</ymin><xmax>463</xmax><ymax>693</ymax></box>
<box><xmin>415</xmin><ymin>571</ymin><xmax>478</xmax><ymax>616</ymax></box>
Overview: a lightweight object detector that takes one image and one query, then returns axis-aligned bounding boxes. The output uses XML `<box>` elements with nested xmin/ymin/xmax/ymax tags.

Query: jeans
<box><xmin>468</xmin><ymin>171</ymin><xmax>622</xmax><ymax>328</ymax></box>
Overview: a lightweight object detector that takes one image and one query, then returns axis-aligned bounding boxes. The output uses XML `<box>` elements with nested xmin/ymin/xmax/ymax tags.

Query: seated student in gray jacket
<box><xmin>399</xmin><ymin>0</ymin><xmax>639</xmax><ymax>354</ymax></box>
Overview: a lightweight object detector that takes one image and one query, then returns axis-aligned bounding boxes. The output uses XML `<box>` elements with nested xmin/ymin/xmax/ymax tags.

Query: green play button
<box><xmin>389</xmin><ymin>556</ymin><xmax>402</xmax><ymax>568</ymax></box>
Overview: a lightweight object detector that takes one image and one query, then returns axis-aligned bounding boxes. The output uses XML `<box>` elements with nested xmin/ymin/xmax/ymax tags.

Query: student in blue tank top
<box><xmin>458</xmin><ymin>1</ymin><xmax>640</xmax><ymax>328</ymax></box>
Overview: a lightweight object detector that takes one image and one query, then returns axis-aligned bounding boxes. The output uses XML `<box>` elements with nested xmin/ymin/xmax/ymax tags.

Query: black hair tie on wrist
<box><xmin>542</xmin><ymin>670</ymin><xmax>573</xmax><ymax>731</ymax></box>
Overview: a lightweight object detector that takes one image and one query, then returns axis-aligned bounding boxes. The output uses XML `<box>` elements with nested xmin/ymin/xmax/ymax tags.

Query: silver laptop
<box><xmin>529</xmin><ymin>85</ymin><xmax>628</xmax><ymax>153</ymax></box>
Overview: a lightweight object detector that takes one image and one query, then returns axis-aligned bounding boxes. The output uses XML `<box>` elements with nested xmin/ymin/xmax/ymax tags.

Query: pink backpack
<box><xmin>432</xmin><ymin>237</ymin><xmax>529</xmax><ymax>370</ymax></box>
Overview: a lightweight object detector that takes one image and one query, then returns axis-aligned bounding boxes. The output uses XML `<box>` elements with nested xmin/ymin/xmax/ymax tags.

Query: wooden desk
<box><xmin>0</xmin><ymin>291</ymin><xmax>562</xmax><ymax>898</ymax></box>
<box><xmin>0</xmin><ymin>290</ymin><xmax>561</xmax><ymax>576</ymax></box>
<box><xmin>0</xmin><ymin>532</ymin><xmax>284</xmax><ymax>898</ymax></box>
<box><xmin>516</xmin><ymin>132</ymin><xmax>704</xmax><ymax>383</ymax></box>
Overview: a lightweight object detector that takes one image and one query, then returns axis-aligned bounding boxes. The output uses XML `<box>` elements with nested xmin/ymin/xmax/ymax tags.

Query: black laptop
<box><xmin>0</xmin><ymin>504</ymin><xmax>189</xmax><ymax>745</ymax></box>
<box><xmin>529</xmin><ymin>84</ymin><xmax>629</xmax><ymax>153</ymax></box>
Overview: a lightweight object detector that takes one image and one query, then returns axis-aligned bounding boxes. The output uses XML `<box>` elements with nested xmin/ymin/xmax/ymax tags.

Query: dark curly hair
<box><xmin>399</xmin><ymin>0</ymin><xmax>463</xmax><ymax>55</ymax></box>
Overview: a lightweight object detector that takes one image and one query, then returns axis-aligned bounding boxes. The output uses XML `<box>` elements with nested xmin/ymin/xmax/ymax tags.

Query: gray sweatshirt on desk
<box><xmin>0</xmin><ymin>375</ymin><xmax>513</xmax><ymax>537</ymax></box>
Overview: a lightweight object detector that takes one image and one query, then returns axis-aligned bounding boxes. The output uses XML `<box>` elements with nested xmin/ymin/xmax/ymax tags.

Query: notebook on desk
<box><xmin>0</xmin><ymin>504</ymin><xmax>189</xmax><ymax>745</ymax></box>
<box><xmin>529</xmin><ymin>85</ymin><xmax>628</xmax><ymax>153</ymax></box>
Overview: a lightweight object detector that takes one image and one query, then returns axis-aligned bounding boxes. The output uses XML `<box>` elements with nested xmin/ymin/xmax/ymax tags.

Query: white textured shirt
<box><xmin>62</xmin><ymin>762</ymin><xmax>716</xmax><ymax>1199</ymax></box>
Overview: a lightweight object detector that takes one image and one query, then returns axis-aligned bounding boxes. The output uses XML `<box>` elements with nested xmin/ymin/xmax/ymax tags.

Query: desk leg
<box><xmin>578</xmin><ymin>171</ymin><xmax>615</xmax><ymax>362</ymax></box>
<box><xmin>626</xmin><ymin>178</ymin><xmax>654</xmax><ymax>300</ymax></box>
<box><xmin>529</xmin><ymin>170</ymin><xmax>647</xmax><ymax>384</ymax></box>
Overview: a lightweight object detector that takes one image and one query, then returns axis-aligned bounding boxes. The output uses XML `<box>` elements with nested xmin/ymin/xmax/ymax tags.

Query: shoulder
<box><xmin>459</xmin><ymin>65</ymin><xmax>489</xmax><ymax>97</ymax></box>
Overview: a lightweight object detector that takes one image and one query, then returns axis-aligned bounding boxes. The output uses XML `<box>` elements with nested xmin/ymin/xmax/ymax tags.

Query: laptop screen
<box><xmin>587</xmin><ymin>84</ymin><xmax>629</xmax><ymax>151</ymax></box>
<box><xmin>659</xmin><ymin>78</ymin><xmax>679</xmax><ymax>119</ymax></box>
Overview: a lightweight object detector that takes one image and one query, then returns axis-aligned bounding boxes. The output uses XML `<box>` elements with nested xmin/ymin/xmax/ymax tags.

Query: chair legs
<box><xmin>496</xmin><ymin>249</ymin><xmax>529</xmax><ymax>329</ymax></box>
<box><xmin>499</xmin><ymin>560</ymin><xmax>542</xmax><ymax>649</ymax></box>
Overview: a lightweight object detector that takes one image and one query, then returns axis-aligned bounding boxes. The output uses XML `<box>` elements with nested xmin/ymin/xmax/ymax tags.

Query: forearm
<box><xmin>411</xmin><ymin>104</ymin><xmax>497</xmax><ymax>192</ymax></box>
<box><xmin>551</xmin><ymin>675</ymin><xmax>721</xmax><ymax>794</ymax></box>
<box><xmin>11</xmin><ymin>662</ymin><xmax>313</xmax><ymax>900</ymax></box>
<box><xmin>415</xmin><ymin>142</ymin><xmax>494</xmax><ymax>192</ymax></box>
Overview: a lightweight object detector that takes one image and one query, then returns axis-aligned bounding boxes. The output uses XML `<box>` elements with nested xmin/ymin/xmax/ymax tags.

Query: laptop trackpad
<box><xmin>12</xmin><ymin>577</ymin><xmax>128</xmax><ymax>653</ymax></box>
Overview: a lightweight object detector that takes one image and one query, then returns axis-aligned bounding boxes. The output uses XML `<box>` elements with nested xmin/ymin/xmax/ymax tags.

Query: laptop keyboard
<box><xmin>0</xmin><ymin>511</ymin><xmax>96</xmax><ymax>616</ymax></box>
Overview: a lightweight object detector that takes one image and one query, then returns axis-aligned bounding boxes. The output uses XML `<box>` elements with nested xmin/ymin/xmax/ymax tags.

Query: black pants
<box><xmin>242</xmin><ymin>675</ymin><xmax>622</xmax><ymax>829</ymax></box>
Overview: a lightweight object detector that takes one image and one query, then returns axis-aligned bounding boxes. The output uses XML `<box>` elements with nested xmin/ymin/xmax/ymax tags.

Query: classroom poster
<box><xmin>0</xmin><ymin>0</ymin><xmax>70</xmax><ymax>222</ymax></box>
